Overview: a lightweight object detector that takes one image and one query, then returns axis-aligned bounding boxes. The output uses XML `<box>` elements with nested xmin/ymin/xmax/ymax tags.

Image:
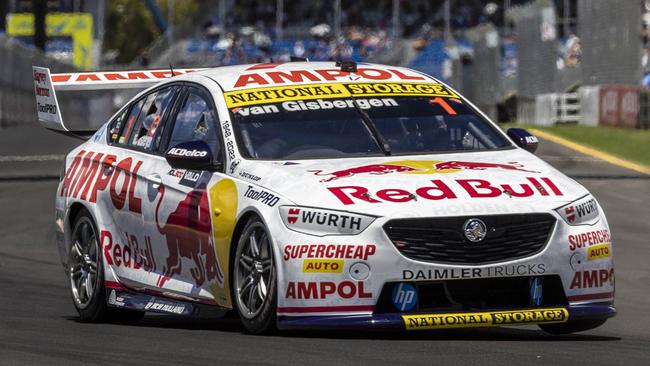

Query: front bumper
<box><xmin>278</xmin><ymin>304</ymin><xmax>616</xmax><ymax>330</ymax></box>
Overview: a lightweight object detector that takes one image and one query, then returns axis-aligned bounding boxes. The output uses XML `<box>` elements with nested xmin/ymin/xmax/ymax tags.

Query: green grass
<box><xmin>500</xmin><ymin>124</ymin><xmax>650</xmax><ymax>167</ymax></box>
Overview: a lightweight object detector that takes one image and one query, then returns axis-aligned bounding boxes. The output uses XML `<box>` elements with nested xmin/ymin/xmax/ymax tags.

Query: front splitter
<box><xmin>277</xmin><ymin>304</ymin><xmax>616</xmax><ymax>331</ymax></box>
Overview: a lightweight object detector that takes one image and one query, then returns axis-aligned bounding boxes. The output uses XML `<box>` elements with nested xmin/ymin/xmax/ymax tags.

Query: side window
<box><xmin>108</xmin><ymin>107</ymin><xmax>128</xmax><ymax>143</ymax></box>
<box><xmin>128</xmin><ymin>87</ymin><xmax>176</xmax><ymax>150</ymax></box>
<box><xmin>168</xmin><ymin>90</ymin><xmax>221</xmax><ymax>159</ymax></box>
<box><xmin>116</xmin><ymin>98</ymin><xmax>145</xmax><ymax>145</ymax></box>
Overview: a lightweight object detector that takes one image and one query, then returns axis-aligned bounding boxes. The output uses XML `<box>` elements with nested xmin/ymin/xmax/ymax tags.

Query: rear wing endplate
<box><xmin>32</xmin><ymin>66</ymin><xmax>205</xmax><ymax>137</ymax></box>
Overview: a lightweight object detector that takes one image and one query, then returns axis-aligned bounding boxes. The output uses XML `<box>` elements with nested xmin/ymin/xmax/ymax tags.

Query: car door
<box><xmin>101</xmin><ymin>84</ymin><xmax>181</xmax><ymax>289</ymax></box>
<box><xmin>150</xmin><ymin>85</ymin><xmax>226</xmax><ymax>301</ymax></box>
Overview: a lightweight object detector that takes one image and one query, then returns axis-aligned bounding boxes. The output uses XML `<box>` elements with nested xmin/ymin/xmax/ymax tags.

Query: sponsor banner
<box><xmin>570</xmin><ymin>269</ymin><xmax>614</xmax><ymax>289</ymax></box>
<box><xmin>224</xmin><ymin>82</ymin><xmax>459</xmax><ymax>108</ymax></box>
<box><xmin>587</xmin><ymin>243</ymin><xmax>611</xmax><ymax>261</ymax></box>
<box><xmin>402</xmin><ymin>263</ymin><xmax>546</xmax><ymax>281</ymax></box>
<box><xmin>302</xmin><ymin>259</ymin><xmax>344</xmax><ymax>273</ymax></box>
<box><xmin>568</xmin><ymin>229</ymin><xmax>610</xmax><ymax>251</ymax></box>
<box><xmin>285</xmin><ymin>280</ymin><xmax>372</xmax><ymax>299</ymax></box>
<box><xmin>243</xmin><ymin>185</ymin><xmax>279</xmax><ymax>207</ymax></box>
<box><xmin>558</xmin><ymin>196</ymin><xmax>599</xmax><ymax>225</ymax></box>
<box><xmin>283</xmin><ymin>244</ymin><xmax>376</xmax><ymax>261</ymax></box>
<box><xmin>279</xmin><ymin>206</ymin><xmax>375</xmax><ymax>236</ymax></box>
<box><xmin>328</xmin><ymin>177</ymin><xmax>562</xmax><ymax>205</ymax></box>
<box><xmin>402</xmin><ymin>308</ymin><xmax>568</xmax><ymax>330</ymax></box>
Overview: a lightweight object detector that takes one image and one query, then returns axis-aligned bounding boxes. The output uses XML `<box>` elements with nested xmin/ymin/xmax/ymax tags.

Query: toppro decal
<box><xmin>402</xmin><ymin>308</ymin><xmax>568</xmax><ymax>330</ymax></box>
<box><xmin>285</xmin><ymin>281</ymin><xmax>372</xmax><ymax>299</ymax></box>
<box><xmin>283</xmin><ymin>244</ymin><xmax>376</xmax><ymax>261</ymax></box>
<box><xmin>329</xmin><ymin>177</ymin><xmax>562</xmax><ymax>205</ymax></box>
<box><xmin>570</xmin><ymin>269</ymin><xmax>614</xmax><ymax>289</ymax></box>
<box><xmin>244</xmin><ymin>185</ymin><xmax>279</xmax><ymax>207</ymax></box>
<box><xmin>402</xmin><ymin>263</ymin><xmax>546</xmax><ymax>280</ymax></box>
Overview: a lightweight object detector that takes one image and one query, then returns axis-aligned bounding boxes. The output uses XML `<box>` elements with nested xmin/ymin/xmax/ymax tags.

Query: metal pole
<box><xmin>219</xmin><ymin>0</ymin><xmax>226</xmax><ymax>28</ymax></box>
<box><xmin>276</xmin><ymin>0</ymin><xmax>284</xmax><ymax>39</ymax></box>
<box><xmin>444</xmin><ymin>0</ymin><xmax>451</xmax><ymax>41</ymax></box>
<box><xmin>392</xmin><ymin>0</ymin><xmax>400</xmax><ymax>39</ymax></box>
<box><xmin>334</xmin><ymin>0</ymin><xmax>341</xmax><ymax>39</ymax></box>
<box><xmin>563</xmin><ymin>0</ymin><xmax>570</xmax><ymax>36</ymax></box>
<box><xmin>167</xmin><ymin>0</ymin><xmax>174</xmax><ymax>62</ymax></box>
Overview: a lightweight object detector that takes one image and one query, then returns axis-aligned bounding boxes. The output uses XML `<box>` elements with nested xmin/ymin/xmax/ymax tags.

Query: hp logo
<box><xmin>392</xmin><ymin>283</ymin><xmax>417</xmax><ymax>312</ymax></box>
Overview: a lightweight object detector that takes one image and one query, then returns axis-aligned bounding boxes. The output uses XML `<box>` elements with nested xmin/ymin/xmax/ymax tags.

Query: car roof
<box><xmin>178</xmin><ymin>62</ymin><xmax>439</xmax><ymax>91</ymax></box>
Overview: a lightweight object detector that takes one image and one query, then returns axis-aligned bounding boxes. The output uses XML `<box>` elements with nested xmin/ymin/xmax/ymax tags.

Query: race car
<box><xmin>33</xmin><ymin>61</ymin><xmax>615</xmax><ymax>334</ymax></box>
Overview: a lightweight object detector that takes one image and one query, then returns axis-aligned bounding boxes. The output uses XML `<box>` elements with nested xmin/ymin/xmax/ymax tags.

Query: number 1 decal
<box><xmin>429</xmin><ymin>97</ymin><xmax>457</xmax><ymax>115</ymax></box>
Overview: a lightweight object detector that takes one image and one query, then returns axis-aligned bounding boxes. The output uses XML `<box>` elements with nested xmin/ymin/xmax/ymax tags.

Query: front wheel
<box><xmin>232</xmin><ymin>218</ymin><xmax>277</xmax><ymax>334</ymax></box>
<box><xmin>68</xmin><ymin>208</ymin><xmax>143</xmax><ymax>323</ymax></box>
<box><xmin>539</xmin><ymin>319</ymin><xmax>607</xmax><ymax>335</ymax></box>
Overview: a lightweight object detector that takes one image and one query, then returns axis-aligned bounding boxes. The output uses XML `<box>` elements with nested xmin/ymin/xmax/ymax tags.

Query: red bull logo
<box><xmin>154</xmin><ymin>184</ymin><xmax>224</xmax><ymax>288</ymax></box>
<box><xmin>310</xmin><ymin>160</ymin><xmax>538</xmax><ymax>182</ymax></box>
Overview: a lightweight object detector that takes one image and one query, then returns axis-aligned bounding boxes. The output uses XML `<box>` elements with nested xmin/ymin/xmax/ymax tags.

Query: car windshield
<box><xmin>229</xmin><ymin>91</ymin><xmax>510</xmax><ymax>160</ymax></box>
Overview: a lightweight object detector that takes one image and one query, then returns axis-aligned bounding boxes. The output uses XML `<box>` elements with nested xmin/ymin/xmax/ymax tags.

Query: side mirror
<box><xmin>165</xmin><ymin>141</ymin><xmax>221</xmax><ymax>171</ymax></box>
<box><xmin>507</xmin><ymin>128</ymin><xmax>539</xmax><ymax>154</ymax></box>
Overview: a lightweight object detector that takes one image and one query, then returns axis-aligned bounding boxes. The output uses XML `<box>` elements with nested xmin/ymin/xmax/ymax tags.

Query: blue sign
<box><xmin>392</xmin><ymin>283</ymin><xmax>417</xmax><ymax>312</ymax></box>
<box><xmin>530</xmin><ymin>277</ymin><xmax>543</xmax><ymax>306</ymax></box>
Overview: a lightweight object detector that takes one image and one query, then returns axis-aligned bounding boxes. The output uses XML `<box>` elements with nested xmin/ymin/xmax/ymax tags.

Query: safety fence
<box><xmin>449</xmin><ymin>0</ymin><xmax>647</xmax><ymax>128</ymax></box>
<box><xmin>0</xmin><ymin>35</ymin><xmax>113</xmax><ymax>130</ymax></box>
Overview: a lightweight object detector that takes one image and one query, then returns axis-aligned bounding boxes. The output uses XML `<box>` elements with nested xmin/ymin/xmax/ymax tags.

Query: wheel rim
<box><xmin>69</xmin><ymin>217</ymin><xmax>99</xmax><ymax>309</ymax></box>
<box><xmin>234</xmin><ymin>223</ymin><xmax>274</xmax><ymax>319</ymax></box>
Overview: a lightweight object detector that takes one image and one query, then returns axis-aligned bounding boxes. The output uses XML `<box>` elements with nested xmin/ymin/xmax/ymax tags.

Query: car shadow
<box><xmin>64</xmin><ymin>314</ymin><xmax>620</xmax><ymax>342</ymax></box>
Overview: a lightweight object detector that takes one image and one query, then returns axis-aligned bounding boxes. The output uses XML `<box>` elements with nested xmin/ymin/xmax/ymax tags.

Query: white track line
<box><xmin>0</xmin><ymin>154</ymin><xmax>65</xmax><ymax>162</ymax></box>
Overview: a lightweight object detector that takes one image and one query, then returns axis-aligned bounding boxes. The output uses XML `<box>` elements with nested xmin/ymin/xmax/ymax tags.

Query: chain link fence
<box><xmin>0</xmin><ymin>35</ymin><xmax>113</xmax><ymax>130</ymax></box>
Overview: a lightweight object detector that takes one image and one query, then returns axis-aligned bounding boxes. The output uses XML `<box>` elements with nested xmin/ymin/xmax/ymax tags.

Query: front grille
<box><xmin>383</xmin><ymin>214</ymin><xmax>556</xmax><ymax>264</ymax></box>
<box><xmin>374</xmin><ymin>276</ymin><xmax>568</xmax><ymax>313</ymax></box>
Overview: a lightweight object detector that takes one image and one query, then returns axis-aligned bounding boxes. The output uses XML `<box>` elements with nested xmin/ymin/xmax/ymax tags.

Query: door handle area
<box><xmin>145</xmin><ymin>174</ymin><xmax>163</xmax><ymax>187</ymax></box>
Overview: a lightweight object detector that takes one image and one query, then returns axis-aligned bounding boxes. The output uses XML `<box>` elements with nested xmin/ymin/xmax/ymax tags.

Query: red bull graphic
<box><xmin>310</xmin><ymin>160</ymin><xmax>538</xmax><ymax>182</ymax></box>
<box><xmin>309</xmin><ymin>164</ymin><xmax>419</xmax><ymax>182</ymax></box>
<box><xmin>154</xmin><ymin>184</ymin><xmax>224</xmax><ymax>288</ymax></box>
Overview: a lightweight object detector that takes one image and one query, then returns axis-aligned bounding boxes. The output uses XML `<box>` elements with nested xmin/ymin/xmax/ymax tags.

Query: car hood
<box><xmin>234</xmin><ymin>149</ymin><xmax>588</xmax><ymax>218</ymax></box>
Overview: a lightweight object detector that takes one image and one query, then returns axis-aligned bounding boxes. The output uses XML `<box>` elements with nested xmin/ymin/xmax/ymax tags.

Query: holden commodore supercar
<box><xmin>33</xmin><ymin>61</ymin><xmax>615</xmax><ymax>334</ymax></box>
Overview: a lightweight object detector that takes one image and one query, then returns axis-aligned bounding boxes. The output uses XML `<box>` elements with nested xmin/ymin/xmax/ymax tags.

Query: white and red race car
<box><xmin>33</xmin><ymin>61</ymin><xmax>614</xmax><ymax>334</ymax></box>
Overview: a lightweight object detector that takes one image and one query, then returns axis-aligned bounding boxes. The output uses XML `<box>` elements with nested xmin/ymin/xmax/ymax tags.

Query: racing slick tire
<box><xmin>539</xmin><ymin>319</ymin><xmax>607</xmax><ymax>335</ymax></box>
<box><xmin>232</xmin><ymin>217</ymin><xmax>277</xmax><ymax>334</ymax></box>
<box><xmin>68</xmin><ymin>208</ymin><xmax>144</xmax><ymax>323</ymax></box>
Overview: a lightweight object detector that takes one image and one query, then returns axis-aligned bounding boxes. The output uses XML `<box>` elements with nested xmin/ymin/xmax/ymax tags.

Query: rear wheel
<box><xmin>68</xmin><ymin>208</ymin><xmax>144</xmax><ymax>323</ymax></box>
<box><xmin>233</xmin><ymin>218</ymin><xmax>277</xmax><ymax>334</ymax></box>
<box><xmin>539</xmin><ymin>319</ymin><xmax>607</xmax><ymax>335</ymax></box>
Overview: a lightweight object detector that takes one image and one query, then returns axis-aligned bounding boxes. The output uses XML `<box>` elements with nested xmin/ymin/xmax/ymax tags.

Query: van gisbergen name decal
<box><xmin>224</xmin><ymin>82</ymin><xmax>460</xmax><ymax>108</ymax></box>
<box><xmin>403</xmin><ymin>308</ymin><xmax>569</xmax><ymax>330</ymax></box>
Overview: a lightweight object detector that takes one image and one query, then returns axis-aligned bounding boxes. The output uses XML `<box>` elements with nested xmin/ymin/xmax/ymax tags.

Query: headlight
<box><xmin>555</xmin><ymin>194</ymin><xmax>600</xmax><ymax>226</ymax></box>
<box><xmin>279</xmin><ymin>206</ymin><xmax>376</xmax><ymax>236</ymax></box>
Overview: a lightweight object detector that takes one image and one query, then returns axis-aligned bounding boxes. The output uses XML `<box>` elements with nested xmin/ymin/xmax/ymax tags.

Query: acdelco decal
<box><xmin>224</xmin><ymin>82</ymin><xmax>459</xmax><ymax>108</ymax></box>
<box><xmin>402</xmin><ymin>308</ymin><xmax>568</xmax><ymax>330</ymax></box>
<box><xmin>60</xmin><ymin>150</ymin><xmax>142</xmax><ymax>213</ymax></box>
<box><xmin>302</xmin><ymin>259</ymin><xmax>344</xmax><ymax>273</ymax></box>
<box><xmin>328</xmin><ymin>177</ymin><xmax>562</xmax><ymax>205</ymax></box>
<box><xmin>233</xmin><ymin>67</ymin><xmax>425</xmax><ymax>88</ymax></box>
<box><xmin>285</xmin><ymin>281</ymin><xmax>371</xmax><ymax>299</ymax></box>
<box><xmin>568</xmin><ymin>229</ymin><xmax>610</xmax><ymax>251</ymax></box>
<box><xmin>570</xmin><ymin>269</ymin><xmax>614</xmax><ymax>289</ymax></box>
<box><xmin>283</xmin><ymin>244</ymin><xmax>376</xmax><ymax>261</ymax></box>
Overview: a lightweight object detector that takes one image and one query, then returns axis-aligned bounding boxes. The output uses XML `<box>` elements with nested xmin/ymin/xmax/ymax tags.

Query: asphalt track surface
<box><xmin>0</xmin><ymin>125</ymin><xmax>649</xmax><ymax>365</ymax></box>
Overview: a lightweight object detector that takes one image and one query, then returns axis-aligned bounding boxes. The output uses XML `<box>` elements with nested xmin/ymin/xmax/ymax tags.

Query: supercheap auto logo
<box><xmin>309</xmin><ymin>160</ymin><xmax>538</xmax><ymax>182</ymax></box>
<box><xmin>402</xmin><ymin>308</ymin><xmax>568</xmax><ymax>330</ymax></box>
<box><xmin>223</xmin><ymin>82</ymin><xmax>459</xmax><ymax>108</ymax></box>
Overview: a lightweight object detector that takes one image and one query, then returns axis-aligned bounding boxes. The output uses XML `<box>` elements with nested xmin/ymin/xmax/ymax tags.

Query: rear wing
<box><xmin>32</xmin><ymin>66</ymin><xmax>205</xmax><ymax>138</ymax></box>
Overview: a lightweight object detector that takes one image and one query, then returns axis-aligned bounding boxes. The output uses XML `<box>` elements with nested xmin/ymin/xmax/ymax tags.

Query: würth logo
<box><xmin>565</xmin><ymin>206</ymin><xmax>576</xmax><ymax>223</ymax></box>
<box><xmin>287</xmin><ymin>208</ymin><xmax>300</xmax><ymax>224</ymax></box>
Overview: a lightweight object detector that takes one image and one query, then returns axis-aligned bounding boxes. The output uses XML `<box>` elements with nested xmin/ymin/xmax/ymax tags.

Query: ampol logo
<box><xmin>309</xmin><ymin>160</ymin><xmax>538</xmax><ymax>182</ymax></box>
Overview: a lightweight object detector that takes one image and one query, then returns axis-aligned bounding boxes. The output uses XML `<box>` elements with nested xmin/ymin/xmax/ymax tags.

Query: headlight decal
<box><xmin>556</xmin><ymin>195</ymin><xmax>600</xmax><ymax>225</ymax></box>
<box><xmin>279</xmin><ymin>206</ymin><xmax>376</xmax><ymax>236</ymax></box>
